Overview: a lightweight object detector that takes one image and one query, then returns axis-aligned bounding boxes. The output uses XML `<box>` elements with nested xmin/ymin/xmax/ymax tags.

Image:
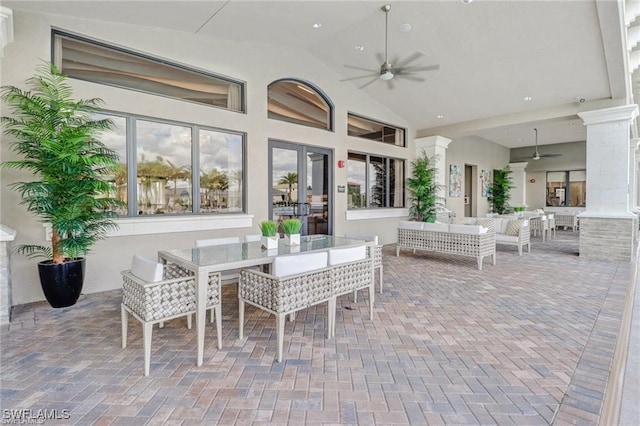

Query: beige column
<box><xmin>577</xmin><ymin>105</ymin><xmax>638</xmax><ymax>261</ymax></box>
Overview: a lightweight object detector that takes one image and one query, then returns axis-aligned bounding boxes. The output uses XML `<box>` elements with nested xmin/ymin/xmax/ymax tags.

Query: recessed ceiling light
<box><xmin>312</xmin><ymin>23</ymin><xmax>322</xmax><ymax>29</ymax></box>
<box><xmin>355</xmin><ymin>45</ymin><xmax>364</xmax><ymax>51</ymax></box>
<box><xmin>400</xmin><ymin>23</ymin><xmax>412</xmax><ymax>32</ymax></box>
<box><xmin>436</xmin><ymin>114</ymin><xmax>444</xmax><ymax>119</ymax></box>
<box><xmin>523</xmin><ymin>96</ymin><xmax>532</xmax><ymax>102</ymax></box>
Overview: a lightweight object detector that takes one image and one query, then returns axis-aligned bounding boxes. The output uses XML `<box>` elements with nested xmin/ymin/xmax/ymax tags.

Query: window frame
<box><xmin>51</xmin><ymin>29</ymin><xmax>247</xmax><ymax>113</ymax></box>
<box><xmin>98</xmin><ymin>110</ymin><xmax>247</xmax><ymax>217</ymax></box>
<box><xmin>347</xmin><ymin>112</ymin><xmax>406</xmax><ymax>147</ymax></box>
<box><xmin>545</xmin><ymin>169</ymin><xmax>586</xmax><ymax>208</ymax></box>
<box><xmin>347</xmin><ymin>151</ymin><xmax>405</xmax><ymax>209</ymax></box>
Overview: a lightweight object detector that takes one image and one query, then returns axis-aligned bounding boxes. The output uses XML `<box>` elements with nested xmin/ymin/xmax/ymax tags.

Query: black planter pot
<box><xmin>38</xmin><ymin>258</ymin><xmax>86</xmax><ymax>308</ymax></box>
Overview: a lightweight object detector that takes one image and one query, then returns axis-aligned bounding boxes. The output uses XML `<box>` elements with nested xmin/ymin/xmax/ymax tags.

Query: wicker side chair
<box><xmin>343</xmin><ymin>233</ymin><xmax>383</xmax><ymax>294</ymax></box>
<box><xmin>328</xmin><ymin>245</ymin><xmax>375</xmax><ymax>333</ymax></box>
<box><xmin>530</xmin><ymin>215</ymin><xmax>550</xmax><ymax>241</ymax></box>
<box><xmin>121</xmin><ymin>255</ymin><xmax>222</xmax><ymax>376</ymax></box>
<box><xmin>238</xmin><ymin>252</ymin><xmax>332</xmax><ymax>362</ymax></box>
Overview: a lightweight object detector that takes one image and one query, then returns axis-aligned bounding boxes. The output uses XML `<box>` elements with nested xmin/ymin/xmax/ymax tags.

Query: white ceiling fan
<box><xmin>516</xmin><ymin>128</ymin><xmax>562</xmax><ymax>161</ymax></box>
<box><xmin>341</xmin><ymin>4</ymin><xmax>439</xmax><ymax>89</ymax></box>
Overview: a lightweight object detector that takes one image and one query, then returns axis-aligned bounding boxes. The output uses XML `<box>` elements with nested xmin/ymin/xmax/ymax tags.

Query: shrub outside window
<box><xmin>348</xmin><ymin>152</ymin><xmax>404</xmax><ymax>209</ymax></box>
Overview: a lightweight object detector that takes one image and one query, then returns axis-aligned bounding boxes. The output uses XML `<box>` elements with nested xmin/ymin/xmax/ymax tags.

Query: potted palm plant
<box><xmin>281</xmin><ymin>218</ymin><xmax>301</xmax><ymax>246</ymax></box>
<box><xmin>407</xmin><ymin>151</ymin><xmax>444</xmax><ymax>222</ymax></box>
<box><xmin>487</xmin><ymin>166</ymin><xmax>513</xmax><ymax>215</ymax></box>
<box><xmin>1</xmin><ymin>64</ymin><xmax>122</xmax><ymax>308</ymax></box>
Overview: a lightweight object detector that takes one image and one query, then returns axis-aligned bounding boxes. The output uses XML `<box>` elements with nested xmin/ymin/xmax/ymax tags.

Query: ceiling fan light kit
<box><xmin>341</xmin><ymin>4</ymin><xmax>439</xmax><ymax>89</ymax></box>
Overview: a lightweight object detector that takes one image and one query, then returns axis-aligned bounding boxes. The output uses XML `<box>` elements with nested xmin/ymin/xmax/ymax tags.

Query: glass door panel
<box><xmin>269</xmin><ymin>141</ymin><xmax>332</xmax><ymax>236</ymax></box>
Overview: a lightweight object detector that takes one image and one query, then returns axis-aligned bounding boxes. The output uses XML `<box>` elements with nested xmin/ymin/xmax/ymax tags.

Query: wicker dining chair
<box><xmin>121</xmin><ymin>255</ymin><xmax>221</xmax><ymax>376</ymax></box>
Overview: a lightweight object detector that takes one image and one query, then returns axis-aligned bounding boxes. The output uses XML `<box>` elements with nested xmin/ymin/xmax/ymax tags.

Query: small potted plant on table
<box><xmin>260</xmin><ymin>220</ymin><xmax>278</xmax><ymax>250</ymax></box>
<box><xmin>281</xmin><ymin>218</ymin><xmax>301</xmax><ymax>246</ymax></box>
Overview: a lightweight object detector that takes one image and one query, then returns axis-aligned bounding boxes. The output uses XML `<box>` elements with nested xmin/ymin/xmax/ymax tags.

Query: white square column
<box><xmin>578</xmin><ymin>105</ymin><xmax>638</xmax><ymax>261</ymax></box>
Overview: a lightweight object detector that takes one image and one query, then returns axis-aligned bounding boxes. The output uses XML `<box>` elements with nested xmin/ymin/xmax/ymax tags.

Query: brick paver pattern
<box><xmin>0</xmin><ymin>230</ymin><xmax>629</xmax><ymax>425</ymax></box>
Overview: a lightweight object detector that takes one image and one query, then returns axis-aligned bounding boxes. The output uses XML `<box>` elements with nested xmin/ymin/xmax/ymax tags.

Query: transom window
<box><xmin>546</xmin><ymin>170</ymin><xmax>586</xmax><ymax>207</ymax></box>
<box><xmin>347</xmin><ymin>113</ymin><xmax>406</xmax><ymax>147</ymax></box>
<box><xmin>53</xmin><ymin>30</ymin><xmax>245</xmax><ymax>112</ymax></box>
<box><xmin>98</xmin><ymin>113</ymin><xmax>245</xmax><ymax>216</ymax></box>
<box><xmin>267</xmin><ymin>79</ymin><xmax>333</xmax><ymax>130</ymax></box>
<box><xmin>347</xmin><ymin>152</ymin><xmax>404</xmax><ymax>209</ymax></box>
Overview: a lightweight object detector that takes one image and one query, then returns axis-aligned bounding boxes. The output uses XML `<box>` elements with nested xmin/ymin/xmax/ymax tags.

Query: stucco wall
<box><xmin>1</xmin><ymin>10</ymin><xmax>421</xmax><ymax>304</ymax></box>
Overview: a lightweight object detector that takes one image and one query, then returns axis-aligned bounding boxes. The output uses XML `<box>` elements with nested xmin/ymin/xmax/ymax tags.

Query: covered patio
<box><xmin>2</xmin><ymin>231</ymin><xmax>636</xmax><ymax>425</ymax></box>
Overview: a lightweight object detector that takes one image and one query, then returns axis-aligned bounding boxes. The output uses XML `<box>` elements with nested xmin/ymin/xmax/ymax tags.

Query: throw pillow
<box><xmin>476</xmin><ymin>218</ymin><xmax>495</xmax><ymax>233</ymax></box>
<box><xmin>506</xmin><ymin>220</ymin><xmax>522</xmax><ymax>236</ymax></box>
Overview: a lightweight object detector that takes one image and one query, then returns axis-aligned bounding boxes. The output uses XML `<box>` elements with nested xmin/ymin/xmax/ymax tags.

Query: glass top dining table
<box><xmin>157</xmin><ymin>235</ymin><xmax>370</xmax><ymax>366</ymax></box>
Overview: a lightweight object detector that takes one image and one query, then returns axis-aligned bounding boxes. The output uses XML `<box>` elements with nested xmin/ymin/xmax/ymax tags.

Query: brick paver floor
<box><xmin>0</xmin><ymin>230</ymin><xmax>631</xmax><ymax>425</ymax></box>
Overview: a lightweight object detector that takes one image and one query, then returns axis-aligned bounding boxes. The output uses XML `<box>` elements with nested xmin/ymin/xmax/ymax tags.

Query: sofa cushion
<box><xmin>449</xmin><ymin>224</ymin><xmax>487</xmax><ymax>235</ymax></box>
<box><xmin>422</xmin><ymin>223</ymin><xmax>449</xmax><ymax>232</ymax></box>
<box><xmin>506</xmin><ymin>220</ymin><xmax>522</xmax><ymax>236</ymax></box>
<box><xmin>476</xmin><ymin>218</ymin><xmax>495</xmax><ymax>233</ymax></box>
<box><xmin>399</xmin><ymin>221</ymin><xmax>424</xmax><ymax>230</ymax></box>
<box><xmin>497</xmin><ymin>218</ymin><xmax>510</xmax><ymax>235</ymax></box>
<box><xmin>496</xmin><ymin>234</ymin><xmax>518</xmax><ymax>243</ymax></box>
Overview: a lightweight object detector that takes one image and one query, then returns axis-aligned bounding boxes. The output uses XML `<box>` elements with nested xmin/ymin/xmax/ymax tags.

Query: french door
<box><xmin>269</xmin><ymin>140</ymin><xmax>333</xmax><ymax>236</ymax></box>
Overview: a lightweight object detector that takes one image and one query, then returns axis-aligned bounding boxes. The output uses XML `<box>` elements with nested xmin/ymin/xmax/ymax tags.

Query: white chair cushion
<box><xmin>328</xmin><ymin>245</ymin><xmax>367</xmax><ymax>266</ymax></box>
<box><xmin>496</xmin><ymin>234</ymin><xmax>518</xmax><ymax>243</ymax></box>
<box><xmin>243</xmin><ymin>234</ymin><xmax>262</xmax><ymax>243</ymax></box>
<box><xmin>448</xmin><ymin>224</ymin><xmax>487</xmax><ymax>235</ymax></box>
<box><xmin>344</xmin><ymin>233</ymin><xmax>378</xmax><ymax>244</ymax></box>
<box><xmin>273</xmin><ymin>252</ymin><xmax>328</xmax><ymax>278</ymax></box>
<box><xmin>399</xmin><ymin>221</ymin><xmax>424</xmax><ymax>230</ymax></box>
<box><xmin>196</xmin><ymin>236</ymin><xmax>241</xmax><ymax>247</ymax></box>
<box><xmin>130</xmin><ymin>255</ymin><xmax>164</xmax><ymax>282</ymax></box>
<box><xmin>422</xmin><ymin>223</ymin><xmax>449</xmax><ymax>232</ymax></box>
<box><xmin>498</xmin><ymin>219</ymin><xmax>510</xmax><ymax>235</ymax></box>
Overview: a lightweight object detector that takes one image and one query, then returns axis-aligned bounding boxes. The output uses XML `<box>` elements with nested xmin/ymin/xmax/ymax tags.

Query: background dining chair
<box><xmin>121</xmin><ymin>255</ymin><xmax>222</xmax><ymax>375</ymax></box>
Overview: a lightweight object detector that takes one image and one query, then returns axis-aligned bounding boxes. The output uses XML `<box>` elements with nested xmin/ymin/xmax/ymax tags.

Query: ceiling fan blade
<box><xmin>400</xmin><ymin>64</ymin><xmax>440</xmax><ymax>73</ymax></box>
<box><xmin>395</xmin><ymin>52</ymin><xmax>424</xmax><ymax>69</ymax></box>
<box><xmin>396</xmin><ymin>74</ymin><xmax>425</xmax><ymax>82</ymax></box>
<box><xmin>340</xmin><ymin>73</ymin><xmax>379</xmax><ymax>82</ymax></box>
<box><xmin>539</xmin><ymin>153</ymin><xmax>562</xmax><ymax>158</ymax></box>
<box><xmin>358</xmin><ymin>77</ymin><xmax>380</xmax><ymax>90</ymax></box>
<box><xmin>344</xmin><ymin>64</ymin><xmax>378</xmax><ymax>73</ymax></box>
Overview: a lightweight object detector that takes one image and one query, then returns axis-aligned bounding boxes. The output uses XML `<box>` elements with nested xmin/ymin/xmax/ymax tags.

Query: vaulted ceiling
<box><xmin>4</xmin><ymin>0</ymin><xmax>633</xmax><ymax>149</ymax></box>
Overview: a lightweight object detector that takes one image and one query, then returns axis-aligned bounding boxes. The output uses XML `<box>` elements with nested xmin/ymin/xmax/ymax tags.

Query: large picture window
<box><xmin>99</xmin><ymin>113</ymin><xmax>244</xmax><ymax>216</ymax></box>
<box><xmin>347</xmin><ymin>152</ymin><xmax>404</xmax><ymax>209</ymax></box>
<box><xmin>53</xmin><ymin>30</ymin><xmax>245</xmax><ymax>112</ymax></box>
<box><xmin>546</xmin><ymin>170</ymin><xmax>586</xmax><ymax>207</ymax></box>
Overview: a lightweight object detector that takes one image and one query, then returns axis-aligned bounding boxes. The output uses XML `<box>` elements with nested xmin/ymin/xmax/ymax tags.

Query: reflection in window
<box><xmin>98</xmin><ymin>113</ymin><xmax>244</xmax><ymax>216</ymax></box>
<box><xmin>347</xmin><ymin>113</ymin><xmax>406</xmax><ymax>147</ymax></box>
<box><xmin>348</xmin><ymin>152</ymin><xmax>404</xmax><ymax>208</ymax></box>
<box><xmin>53</xmin><ymin>30</ymin><xmax>245</xmax><ymax>112</ymax></box>
<box><xmin>137</xmin><ymin>120</ymin><xmax>192</xmax><ymax>215</ymax></box>
<box><xmin>267</xmin><ymin>80</ymin><xmax>332</xmax><ymax>130</ymax></box>
<box><xmin>96</xmin><ymin>114</ymin><xmax>128</xmax><ymax>215</ymax></box>
<box><xmin>546</xmin><ymin>170</ymin><xmax>586</xmax><ymax>207</ymax></box>
<box><xmin>200</xmin><ymin>130</ymin><xmax>244</xmax><ymax>213</ymax></box>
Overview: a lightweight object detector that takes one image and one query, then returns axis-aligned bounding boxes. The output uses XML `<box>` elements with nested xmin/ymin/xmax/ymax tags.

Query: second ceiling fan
<box><xmin>341</xmin><ymin>4</ymin><xmax>439</xmax><ymax>89</ymax></box>
<box><xmin>515</xmin><ymin>128</ymin><xmax>562</xmax><ymax>161</ymax></box>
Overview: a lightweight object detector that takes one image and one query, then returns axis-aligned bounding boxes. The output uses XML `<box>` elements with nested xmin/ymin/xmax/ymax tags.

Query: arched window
<box><xmin>267</xmin><ymin>79</ymin><xmax>333</xmax><ymax>131</ymax></box>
